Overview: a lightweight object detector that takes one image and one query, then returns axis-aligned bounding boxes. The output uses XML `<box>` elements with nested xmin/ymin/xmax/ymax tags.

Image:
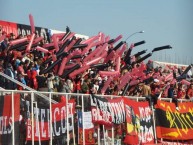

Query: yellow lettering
<box><xmin>166</xmin><ymin>106</ymin><xmax>181</xmax><ymax>136</ymax></box>
<box><xmin>160</xmin><ymin>103</ymin><xmax>165</xmax><ymax>108</ymax></box>
<box><xmin>186</xmin><ymin>114</ymin><xmax>193</xmax><ymax>127</ymax></box>
<box><xmin>165</xmin><ymin>106</ymin><xmax>193</xmax><ymax>136</ymax></box>
<box><xmin>163</xmin><ymin>132</ymin><xmax>179</xmax><ymax>138</ymax></box>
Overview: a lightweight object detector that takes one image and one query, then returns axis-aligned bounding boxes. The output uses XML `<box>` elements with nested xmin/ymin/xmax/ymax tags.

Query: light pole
<box><xmin>125</xmin><ymin>30</ymin><xmax>144</xmax><ymax>41</ymax></box>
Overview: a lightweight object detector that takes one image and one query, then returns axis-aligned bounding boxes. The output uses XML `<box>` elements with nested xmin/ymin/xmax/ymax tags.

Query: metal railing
<box><xmin>0</xmin><ymin>72</ymin><xmax>58</xmax><ymax>104</ymax></box>
<box><xmin>0</xmin><ymin>89</ymin><xmax>191</xmax><ymax>145</ymax></box>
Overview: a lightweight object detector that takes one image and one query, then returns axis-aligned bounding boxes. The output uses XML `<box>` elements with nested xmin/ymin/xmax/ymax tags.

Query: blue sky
<box><xmin>1</xmin><ymin>0</ymin><xmax>193</xmax><ymax>65</ymax></box>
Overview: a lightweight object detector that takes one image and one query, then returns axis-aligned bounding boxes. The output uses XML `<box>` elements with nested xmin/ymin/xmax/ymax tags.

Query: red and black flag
<box><xmin>26</xmin><ymin>98</ymin><xmax>75</xmax><ymax>144</ymax></box>
<box><xmin>90</xmin><ymin>94</ymin><xmax>125</xmax><ymax>126</ymax></box>
<box><xmin>0</xmin><ymin>94</ymin><xmax>20</xmax><ymax>145</ymax></box>
<box><xmin>124</xmin><ymin>97</ymin><xmax>154</xmax><ymax>145</ymax></box>
<box><xmin>155</xmin><ymin>100</ymin><xmax>193</xmax><ymax>140</ymax></box>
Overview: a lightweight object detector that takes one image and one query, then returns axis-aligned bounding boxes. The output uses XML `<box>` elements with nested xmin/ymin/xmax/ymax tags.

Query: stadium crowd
<box><xmin>1</xmin><ymin>29</ymin><xmax>193</xmax><ymax>145</ymax></box>
<box><xmin>0</xmin><ymin>31</ymin><xmax>193</xmax><ymax>101</ymax></box>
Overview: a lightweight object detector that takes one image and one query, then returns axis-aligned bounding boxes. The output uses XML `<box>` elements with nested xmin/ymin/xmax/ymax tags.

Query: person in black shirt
<box><xmin>168</xmin><ymin>84</ymin><xmax>179</xmax><ymax>110</ymax></box>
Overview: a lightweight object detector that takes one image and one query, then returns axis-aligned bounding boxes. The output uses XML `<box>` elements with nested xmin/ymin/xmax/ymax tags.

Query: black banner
<box><xmin>17</xmin><ymin>23</ymin><xmax>50</xmax><ymax>42</ymax></box>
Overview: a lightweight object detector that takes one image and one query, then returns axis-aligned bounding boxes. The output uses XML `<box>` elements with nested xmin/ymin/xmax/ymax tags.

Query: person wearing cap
<box><xmin>150</xmin><ymin>79</ymin><xmax>161</xmax><ymax>105</ymax></box>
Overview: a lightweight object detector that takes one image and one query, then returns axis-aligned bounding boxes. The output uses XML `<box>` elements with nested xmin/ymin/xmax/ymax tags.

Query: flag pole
<box><xmin>81</xmin><ymin>94</ymin><xmax>85</xmax><ymax>145</ymax></box>
<box><xmin>31</xmin><ymin>92</ymin><xmax>34</xmax><ymax>145</ymax></box>
<box><xmin>11</xmin><ymin>91</ymin><xmax>15</xmax><ymax>145</ymax></box>
<box><xmin>49</xmin><ymin>92</ymin><xmax>53</xmax><ymax>145</ymax></box>
<box><xmin>103</xmin><ymin>125</ymin><xmax>106</xmax><ymax>145</ymax></box>
<box><xmin>67</xmin><ymin>94</ymin><xmax>69</xmax><ymax>145</ymax></box>
<box><xmin>34</xmin><ymin>102</ymin><xmax>41</xmax><ymax>145</ymax></box>
<box><xmin>72</xmin><ymin>109</ymin><xmax>76</xmax><ymax>145</ymax></box>
<box><xmin>97</xmin><ymin>124</ymin><xmax>100</xmax><ymax>145</ymax></box>
<box><xmin>111</xmin><ymin>95</ymin><xmax>114</xmax><ymax>145</ymax></box>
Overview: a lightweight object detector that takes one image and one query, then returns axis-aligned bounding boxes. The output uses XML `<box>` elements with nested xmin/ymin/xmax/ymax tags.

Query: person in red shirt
<box><xmin>177</xmin><ymin>84</ymin><xmax>186</xmax><ymax>99</ymax></box>
<box><xmin>17</xmin><ymin>61</ymin><xmax>27</xmax><ymax>76</ymax></box>
<box><xmin>187</xmin><ymin>84</ymin><xmax>193</xmax><ymax>99</ymax></box>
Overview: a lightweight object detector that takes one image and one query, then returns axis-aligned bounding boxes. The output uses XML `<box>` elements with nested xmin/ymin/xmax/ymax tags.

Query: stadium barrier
<box><xmin>0</xmin><ymin>89</ymin><xmax>190</xmax><ymax>145</ymax></box>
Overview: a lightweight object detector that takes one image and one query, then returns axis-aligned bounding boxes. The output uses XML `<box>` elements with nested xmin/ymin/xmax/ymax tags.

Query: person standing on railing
<box><xmin>168</xmin><ymin>83</ymin><xmax>180</xmax><ymax>110</ymax></box>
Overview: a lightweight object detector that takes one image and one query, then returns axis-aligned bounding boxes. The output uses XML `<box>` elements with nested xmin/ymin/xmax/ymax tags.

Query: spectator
<box><xmin>4</xmin><ymin>63</ymin><xmax>16</xmax><ymax>89</ymax></box>
<box><xmin>146</xmin><ymin>60</ymin><xmax>153</xmax><ymax>72</ymax></box>
<box><xmin>81</xmin><ymin>79</ymin><xmax>90</xmax><ymax>94</ymax></box>
<box><xmin>59</xmin><ymin>78</ymin><xmax>72</xmax><ymax>93</ymax></box>
<box><xmin>139</xmin><ymin>83</ymin><xmax>151</xmax><ymax>97</ymax></box>
<box><xmin>91</xmin><ymin>80</ymin><xmax>99</xmax><ymax>94</ymax></box>
<box><xmin>177</xmin><ymin>83</ymin><xmax>186</xmax><ymax>99</ymax></box>
<box><xmin>168</xmin><ymin>83</ymin><xmax>180</xmax><ymax>110</ymax></box>
<box><xmin>186</xmin><ymin>83</ymin><xmax>193</xmax><ymax>99</ymax></box>
<box><xmin>17</xmin><ymin>61</ymin><xmax>27</xmax><ymax>76</ymax></box>
<box><xmin>17</xmin><ymin>74</ymin><xmax>27</xmax><ymax>90</ymax></box>
<box><xmin>47</xmin><ymin>73</ymin><xmax>55</xmax><ymax>92</ymax></box>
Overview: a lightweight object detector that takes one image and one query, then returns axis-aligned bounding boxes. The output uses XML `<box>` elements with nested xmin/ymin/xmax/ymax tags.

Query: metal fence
<box><xmin>0</xmin><ymin>89</ymin><xmax>190</xmax><ymax>145</ymax></box>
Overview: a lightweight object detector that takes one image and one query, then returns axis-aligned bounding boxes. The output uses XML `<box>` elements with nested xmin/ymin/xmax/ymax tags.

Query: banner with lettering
<box><xmin>26</xmin><ymin>99</ymin><xmax>75</xmax><ymax>143</ymax></box>
<box><xmin>0</xmin><ymin>20</ymin><xmax>50</xmax><ymax>42</ymax></box>
<box><xmin>17</xmin><ymin>23</ymin><xmax>49</xmax><ymax>42</ymax></box>
<box><xmin>124</xmin><ymin>98</ymin><xmax>154</xmax><ymax>144</ymax></box>
<box><xmin>0</xmin><ymin>94</ymin><xmax>20</xmax><ymax>145</ymax></box>
<box><xmin>78</xmin><ymin>111</ymin><xmax>95</xmax><ymax>144</ymax></box>
<box><xmin>0</xmin><ymin>20</ymin><xmax>18</xmax><ymax>37</ymax></box>
<box><xmin>90</xmin><ymin>94</ymin><xmax>125</xmax><ymax>126</ymax></box>
<box><xmin>159</xmin><ymin>140</ymin><xmax>193</xmax><ymax>145</ymax></box>
<box><xmin>155</xmin><ymin>100</ymin><xmax>193</xmax><ymax>140</ymax></box>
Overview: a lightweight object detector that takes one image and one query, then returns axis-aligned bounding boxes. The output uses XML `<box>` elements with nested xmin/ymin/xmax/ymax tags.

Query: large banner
<box><xmin>26</xmin><ymin>99</ymin><xmax>75</xmax><ymax>142</ymax></box>
<box><xmin>155</xmin><ymin>100</ymin><xmax>193</xmax><ymax>140</ymax></box>
<box><xmin>90</xmin><ymin>94</ymin><xmax>125</xmax><ymax>126</ymax></box>
<box><xmin>17</xmin><ymin>23</ymin><xmax>49</xmax><ymax>42</ymax></box>
<box><xmin>159</xmin><ymin>140</ymin><xmax>193</xmax><ymax>145</ymax></box>
<box><xmin>0</xmin><ymin>20</ymin><xmax>18</xmax><ymax>37</ymax></box>
<box><xmin>124</xmin><ymin>98</ymin><xmax>154</xmax><ymax>145</ymax></box>
<box><xmin>0</xmin><ymin>20</ymin><xmax>50</xmax><ymax>42</ymax></box>
<box><xmin>0</xmin><ymin>94</ymin><xmax>20</xmax><ymax>145</ymax></box>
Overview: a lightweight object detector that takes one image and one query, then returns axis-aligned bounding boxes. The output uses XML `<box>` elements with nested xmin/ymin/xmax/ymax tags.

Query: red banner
<box><xmin>124</xmin><ymin>98</ymin><xmax>154</xmax><ymax>144</ymax></box>
<box><xmin>155</xmin><ymin>100</ymin><xmax>193</xmax><ymax>140</ymax></box>
<box><xmin>0</xmin><ymin>94</ymin><xmax>20</xmax><ymax>145</ymax></box>
<box><xmin>159</xmin><ymin>140</ymin><xmax>193</xmax><ymax>145</ymax></box>
<box><xmin>90</xmin><ymin>94</ymin><xmax>125</xmax><ymax>126</ymax></box>
<box><xmin>26</xmin><ymin>99</ymin><xmax>75</xmax><ymax>141</ymax></box>
<box><xmin>0</xmin><ymin>20</ymin><xmax>18</xmax><ymax>37</ymax></box>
